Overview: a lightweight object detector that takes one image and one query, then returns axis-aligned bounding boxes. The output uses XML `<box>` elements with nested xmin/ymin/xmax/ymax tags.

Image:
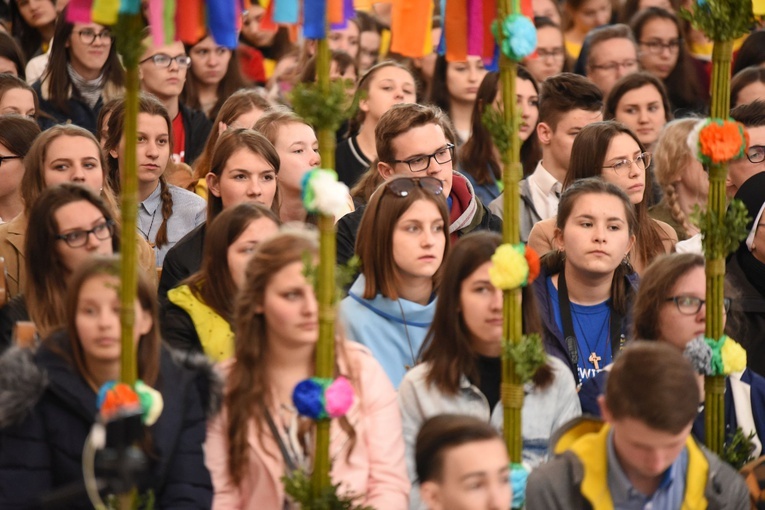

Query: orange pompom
<box><xmin>698</xmin><ymin>120</ymin><xmax>748</xmax><ymax>164</ymax></box>
<box><xmin>100</xmin><ymin>383</ymin><xmax>140</xmax><ymax>421</ymax></box>
<box><xmin>525</xmin><ymin>246</ymin><xmax>541</xmax><ymax>284</ymax></box>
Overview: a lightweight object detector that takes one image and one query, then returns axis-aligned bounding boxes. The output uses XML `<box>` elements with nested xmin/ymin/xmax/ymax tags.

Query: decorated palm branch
<box><xmin>680</xmin><ymin>0</ymin><xmax>760</xmax><ymax>458</ymax></box>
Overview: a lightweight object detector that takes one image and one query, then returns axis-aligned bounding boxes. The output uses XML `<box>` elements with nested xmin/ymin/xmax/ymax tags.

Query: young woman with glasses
<box><xmin>579</xmin><ymin>252</ymin><xmax>765</xmax><ymax>457</ymax></box>
<box><xmin>0</xmin><ymin>184</ymin><xmax>117</xmax><ymax>350</ymax></box>
<box><xmin>339</xmin><ymin>175</ymin><xmax>450</xmax><ymax>389</ymax></box>
<box><xmin>399</xmin><ymin>231</ymin><xmax>581</xmax><ymax>507</ymax></box>
<box><xmin>32</xmin><ymin>6</ymin><xmax>124</xmax><ymax>134</ymax></box>
<box><xmin>528</xmin><ymin>120</ymin><xmax>677</xmax><ymax>275</ymax></box>
<box><xmin>630</xmin><ymin>7</ymin><xmax>707</xmax><ymax>117</ymax></box>
<box><xmin>522</xmin><ymin>17</ymin><xmax>571</xmax><ymax>84</ymax></box>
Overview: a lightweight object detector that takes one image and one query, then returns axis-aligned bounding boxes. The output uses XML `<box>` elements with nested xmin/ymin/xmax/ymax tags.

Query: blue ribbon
<box><xmin>273</xmin><ymin>0</ymin><xmax>299</xmax><ymax>24</ymax></box>
<box><xmin>303</xmin><ymin>0</ymin><xmax>327</xmax><ymax>39</ymax></box>
<box><xmin>207</xmin><ymin>0</ymin><xmax>239</xmax><ymax>48</ymax></box>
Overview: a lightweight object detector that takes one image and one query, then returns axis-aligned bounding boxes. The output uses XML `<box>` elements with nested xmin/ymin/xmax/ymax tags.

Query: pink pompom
<box><xmin>325</xmin><ymin>376</ymin><xmax>355</xmax><ymax>418</ymax></box>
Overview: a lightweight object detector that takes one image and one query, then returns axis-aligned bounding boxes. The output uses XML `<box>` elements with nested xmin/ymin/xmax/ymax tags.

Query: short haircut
<box><xmin>538</xmin><ymin>73</ymin><xmax>603</xmax><ymax>130</ymax></box>
<box><xmin>375</xmin><ymin>102</ymin><xmax>455</xmax><ymax>164</ymax></box>
<box><xmin>415</xmin><ymin>414</ymin><xmax>503</xmax><ymax>483</ymax></box>
<box><xmin>605</xmin><ymin>342</ymin><xmax>699</xmax><ymax>433</ymax></box>
<box><xmin>730</xmin><ymin>99</ymin><xmax>765</xmax><ymax>128</ymax></box>
<box><xmin>586</xmin><ymin>24</ymin><xmax>636</xmax><ymax>67</ymax></box>
<box><xmin>731</xmin><ymin>66</ymin><xmax>765</xmax><ymax>108</ymax></box>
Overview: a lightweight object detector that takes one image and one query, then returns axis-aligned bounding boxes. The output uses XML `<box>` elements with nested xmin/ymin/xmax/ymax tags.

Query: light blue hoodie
<box><xmin>339</xmin><ymin>274</ymin><xmax>437</xmax><ymax>389</ymax></box>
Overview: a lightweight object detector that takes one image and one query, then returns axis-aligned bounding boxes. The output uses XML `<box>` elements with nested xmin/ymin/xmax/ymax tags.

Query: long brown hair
<box><xmin>184</xmin><ymin>202</ymin><xmax>279</xmax><ymax>322</ymax></box>
<box><xmin>565</xmin><ymin>120</ymin><xmax>664</xmax><ymax>269</ymax></box>
<box><xmin>105</xmin><ymin>94</ymin><xmax>175</xmax><ymax>248</ymax></box>
<box><xmin>64</xmin><ymin>256</ymin><xmax>160</xmax><ymax>387</ymax></box>
<box><xmin>22</xmin><ymin>124</ymin><xmax>119</xmax><ymax>215</ymax></box>
<box><xmin>225</xmin><ymin>230</ymin><xmax>356</xmax><ymax>485</ymax></box>
<box><xmin>543</xmin><ymin>178</ymin><xmax>638</xmax><ymax>316</ymax></box>
<box><xmin>355</xmin><ymin>176</ymin><xmax>450</xmax><ymax>300</ymax></box>
<box><xmin>421</xmin><ymin>231</ymin><xmax>549</xmax><ymax>395</ymax></box>
<box><xmin>26</xmin><ymin>184</ymin><xmax>121</xmax><ymax>338</ymax></box>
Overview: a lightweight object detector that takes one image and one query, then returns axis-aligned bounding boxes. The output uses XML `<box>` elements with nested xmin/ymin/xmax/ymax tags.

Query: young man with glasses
<box><xmin>727</xmin><ymin>100</ymin><xmax>765</xmax><ymax>199</ymax></box>
<box><xmin>138</xmin><ymin>36</ymin><xmax>211</xmax><ymax>165</ymax></box>
<box><xmin>336</xmin><ymin>102</ymin><xmax>501</xmax><ymax>265</ymax></box>
<box><xmin>584</xmin><ymin>24</ymin><xmax>639</xmax><ymax>96</ymax></box>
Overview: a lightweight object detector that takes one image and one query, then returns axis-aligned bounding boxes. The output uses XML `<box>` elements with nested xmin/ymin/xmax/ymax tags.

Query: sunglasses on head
<box><xmin>384</xmin><ymin>177</ymin><xmax>444</xmax><ymax>197</ymax></box>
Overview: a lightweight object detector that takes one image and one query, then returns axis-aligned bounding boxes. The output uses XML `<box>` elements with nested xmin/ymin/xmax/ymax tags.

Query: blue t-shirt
<box><xmin>547</xmin><ymin>277</ymin><xmax>612</xmax><ymax>382</ymax></box>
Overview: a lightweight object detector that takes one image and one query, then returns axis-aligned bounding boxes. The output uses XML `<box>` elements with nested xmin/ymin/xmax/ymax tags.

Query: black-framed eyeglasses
<box><xmin>665</xmin><ymin>295</ymin><xmax>732</xmax><ymax>315</ymax></box>
<box><xmin>536</xmin><ymin>47</ymin><xmax>566</xmax><ymax>60</ymax></box>
<box><xmin>746</xmin><ymin>145</ymin><xmax>765</xmax><ymax>164</ymax></box>
<box><xmin>56</xmin><ymin>220</ymin><xmax>115</xmax><ymax>248</ymax></box>
<box><xmin>392</xmin><ymin>144</ymin><xmax>455</xmax><ymax>173</ymax></box>
<box><xmin>0</xmin><ymin>155</ymin><xmax>21</xmax><ymax>166</ymax></box>
<box><xmin>603</xmin><ymin>152</ymin><xmax>652</xmax><ymax>174</ymax></box>
<box><xmin>139</xmin><ymin>54</ymin><xmax>192</xmax><ymax>69</ymax></box>
<box><xmin>639</xmin><ymin>39</ymin><xmax>682</xmax><ymax>55</ymax></box>
<box><xmin>76</xmin><ymin>28</ymin><xmax>113</xmax><ymax>45</ymax></box>
<box><xmin>589</xmin><ymin>59</ymin><xmax>639</xmax><ymax>73</ymax></box>
<box><xmin>384</xmin><ymin>176</ymin><xmax>444</xmax><ymax>197</ymax></box>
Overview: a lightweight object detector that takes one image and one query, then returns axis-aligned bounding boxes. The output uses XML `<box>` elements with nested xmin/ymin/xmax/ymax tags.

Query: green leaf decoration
<box><xmin>692</xmin><ymin>198</ymin><xmax>750</xmax><ymax>260</ymax></box>
<box><xmin>481</xmin><ymin>103</ymin><xmax>513</xmax><ymax>167</ymax></box>
<box><xmin>114</xmin><ymin>14</ymin><xmax>145</xmax><ymax>68</ymax></box>
<box><xmin>504</xmin><ymin>333</ymin><xmax>546</xmax><ymax>383</ymax></box>
<box><xmin>721</xmin><ymin>428</ymin><xmax>756</xmax><ymax>470</ymax></box>
<box><xmin>290</xmin><ymin>80</ymin><xmax>357</xmax><ymax>133</ymax></box>
<box><xmin>680</xmin><ymin>0</ymin><xmax>754</xmax><ymax>42</ymax></box>
<box><xmin>283</xmin><ymin>470</ymin><xmax>375</xmax><ymax>510</ymax></box>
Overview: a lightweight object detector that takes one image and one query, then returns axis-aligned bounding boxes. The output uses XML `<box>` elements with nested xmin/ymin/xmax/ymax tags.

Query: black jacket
<box><xmin>726</xmin><ymin>251</ymin><xmax>765</xmax><ymax>378</ymax></box>
<box><xmin>0</xmin><ymin>295</ymin><xmax>29</xmax><ymax>354</ymax></box>
<box><xmin>179</xmin><ymin>102</ymin><xmax>212</xmax><ymax>166</ymax></box>
<box><xmin>158</xmin><ymin>224</ymin><xmax>206</xmax><ymax>304</ymax></box>
<box><xmin>33</xmin><ymin>81</ymin><xmax>104</xmax><ymax>134</ymax></box>
<box><xmin>0</xmin><ymin>335</ymin><xmax>220</xmax><ymax>509</ymax></box>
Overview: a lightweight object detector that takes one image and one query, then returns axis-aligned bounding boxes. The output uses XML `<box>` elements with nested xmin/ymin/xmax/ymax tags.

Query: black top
<box><xmin>471</xmin><ymin>354</ymin><xmax>501</xmax><ymax>412</ymax></box>
<box><xmin>335</xmin><ymin>136</ymin><xmax>372</xmax><ymax>188</ymax></box>
<box><xmin>159</xmin><ymin>223</ymin><xmax>206</xmax><ymax>304</ymax></box>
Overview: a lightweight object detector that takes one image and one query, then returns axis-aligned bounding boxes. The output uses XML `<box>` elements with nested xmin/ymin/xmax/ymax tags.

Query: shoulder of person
<box><xmin>162</xmin><ymin>346</ymin><xmax>223</xmax><ymax>419</ymax></box>
<box><xmin>0</xmin><ymin>345</ymin><xmax>47</xmax><ymax>428</ymax></box>
<box><xmin>650</xmin><ymin>217</ymin><xmax>679</xmax><ymax>243</ymax></box>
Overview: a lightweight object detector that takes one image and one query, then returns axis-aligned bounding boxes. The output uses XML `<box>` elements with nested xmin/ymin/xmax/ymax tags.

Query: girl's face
<box><xmin>637</xmin><ymin>18</ymin><xmax>680</xmax><ymax>79</ymax></box>
<box><xmin>258</xmin><ymin>260</ymin><xmax>319</xmax><ymax>347</ymax></box>
<box><xmin>44</xmin><ymin>135</ymin><xmax>104</xmax><ymax>192</ymax></box>
<box><xmin>114</xmin><ymin>113</ymin><xmax>170</xmax><ymax>186</ymax></box>
<box><xmin>76</xmin><ymin>274</ymin><xmax>152</xmax><ymax>369</ymax></box>
<box><xmin>273</xmin><ymin>122</ymin><xmax>320</xmax><ymax>193</ymax></box>
<box><xmin>556</xmin><ymin>192</ymin><xmax>635</xmax><ymax>277</ymax></box>
<box><xmin>460</xmin><ymin>261</ymin><xmax>504</xmax><ymax>355</ymax></box>
<box><xmin>600</xmin><ymin>133</ymin><xmax>646</xmax><ymax>205</ymax></box>
<box><xmin>241</xmin><ymin>5</ymin><xmax>277</xmax><ymax>48</ymax></box>
<box><xmin>327</xmin><ymin>23</ymin><xmax>360</xmax><ymax>59</ymax></box>
<box><xmin>446</xmin><ymin>57</ymin><xmax>487</xmax><ymax>104</ymax></box>
<box><xmin>227</xmin><ymin>217</ymin><xmax>280</xmax><ymax>289</ymax></box>
<box><xmin>189</xmin><ymin>35</ymin><xmax>232</xmax><ymax>87</ymax></box>
<box><xmin>0</xmin><ymin>87</ymin><xmax>35</xmax><ymax>118</ymax></box>
<box><xmin>516</xmin><ymin>78</ymin><xmax>539</xmax><ymax>142</ymax></box>
<box><xmin>657</xmin><ymin>266</ymin><xmax>707</xmax><ymax>349</ymax></box>
<box><xmin>55</xmin><ymin>200</ymin><xmax>114</xmax><ymax>274</ymax></box>
<box><xmin>615</xmin><ymin>85</ymin><xmax>667</xmax><ymax>147</ymax></box>
<box><xmin>569</xmin><ymin>0</ymin><xmax>612</xmax><ymax>34</ymax></box>
<box><xmin>0</xmin><ymin>141</ymin><xmax>25</xmax><ymax>204</ymax></box>
<box><xmin>208</xmin><ymin>148</ymin><xmax>278</xmax><ymax>209</ymax></box>
<box><xmin>67</xmin><ymin>23</ymin><xmax>112</xmax><ymax>79</ymax></box>
<box><xmin>17</xmin><ymin>0</ymin><xmax>57</xmax><ymax>29</ymax></box>
<box><xmin>392</xmin><ymin>199</ymin><xmax>446</xmax><ymax>282</ymax></box>
<box><xmin>523</xmin><ymin>26</ymin><xmax>566</xmax><ymax>83</ymax></box>
<box><xmin>358</xmin><ymin>30</ymin><xmax>381</xmax><ymax>73</ymax></box>
<box><xmin>221</xmin><ymin>107</ymin><xmax>265</xmax><ymax>134</ymax></box>
<box><xmin>360</xmin><ymin>66</ymin><xmax>416</xmax><ymax>124</ymax></box>
<box><xmin>533</xmin><ymin>0</ymin><xmax>562</xmax><ymax>25</ymax></box>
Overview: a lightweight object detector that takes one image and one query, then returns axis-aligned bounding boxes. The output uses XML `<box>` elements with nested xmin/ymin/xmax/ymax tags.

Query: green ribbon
<box><xmin>705</xmin><ymin>335</ymin><xmax>727</xmax><ymax>376</ymax></box>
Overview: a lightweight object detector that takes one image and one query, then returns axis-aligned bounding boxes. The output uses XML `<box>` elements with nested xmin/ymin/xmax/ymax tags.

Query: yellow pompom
<box><xmin>722</xmin><ymin>337</ymin><xmax>747</xmax><ymax>374</ymax></box>
<box><xmin>489</xmin><ymin>244</ymin><xmax>529</xmax><ymax>290</ymax></box>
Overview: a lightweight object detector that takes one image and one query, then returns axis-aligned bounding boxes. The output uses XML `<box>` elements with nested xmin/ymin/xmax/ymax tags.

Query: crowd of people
<box><xmin>0</xmin><ymin>0</ymin><xmax>763</xmax><ymax>508</ymax></box>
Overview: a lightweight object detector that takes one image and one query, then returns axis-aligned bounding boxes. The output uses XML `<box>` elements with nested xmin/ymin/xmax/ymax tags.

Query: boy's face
<box><xmin>538</xmin><ymin>108</ymin><xmax>603</xmax><ymax>174</ymax></box>
<box><xmin>420</xmin><ymin>438</ymin><xmax>511</xmax><ymax>510</ymax></box>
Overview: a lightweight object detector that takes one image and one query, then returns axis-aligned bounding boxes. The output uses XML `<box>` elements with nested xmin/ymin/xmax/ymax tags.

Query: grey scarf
<box><xmin>66</xmin><ymin>63</ymin><xmax>105</xmax><ymax>109</ymax></box>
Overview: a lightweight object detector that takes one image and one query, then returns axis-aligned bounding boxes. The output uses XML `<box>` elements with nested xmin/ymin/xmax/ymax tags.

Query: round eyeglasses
<box><xmin>56</xmin><ymin>220</ymin><xmax>115</xmax><ymax>248</ymax></box>
<box><xmin>392</xmin><ymin>144</ymin><xmax>455</xmax><ymax>173</ymax></box>
<box><xmin>665</xmin><ymin>295</ymin><xmax>732</xmax><ymax>315</ymax></box>
<box><xmin>603</xmin><ymin>152</ymin><xmax>651</xmax><ymax>174</ymax></box>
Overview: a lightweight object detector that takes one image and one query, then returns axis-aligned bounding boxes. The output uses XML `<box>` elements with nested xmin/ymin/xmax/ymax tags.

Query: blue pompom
<box><xmin>292</xmin><ymin>379</ymin><xmax>326</xmax><ymax>420</ymax></box>
<box><xmin>510</xmin><ymin>463</ymin><xmax>530</xmax><ymax>509</ymax></box>
<box><xmin>500</xmin><ymin>14</ymin><xmax>537</xmax><ymax>62</ymax></box>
